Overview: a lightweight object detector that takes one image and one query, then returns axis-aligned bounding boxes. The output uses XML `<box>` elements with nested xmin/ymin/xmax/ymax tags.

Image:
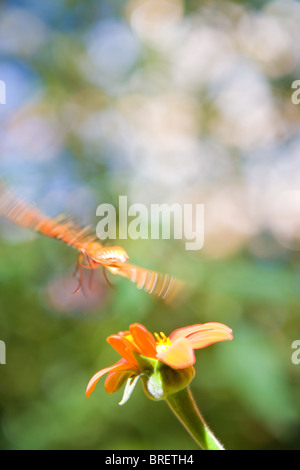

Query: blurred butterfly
<box><xmin>0</xmin><ymin>185</ymin><xmax>182</xmax><ymax>302</ymax></box>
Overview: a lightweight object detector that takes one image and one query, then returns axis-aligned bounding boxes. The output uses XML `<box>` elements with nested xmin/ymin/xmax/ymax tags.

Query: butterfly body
<box><xmin>87</xmin><ymin>244</ymin><xmax>129</xmax><ymax>266</ymax></box>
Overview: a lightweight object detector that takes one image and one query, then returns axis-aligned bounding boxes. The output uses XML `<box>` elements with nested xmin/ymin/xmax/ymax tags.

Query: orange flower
<box><xmin>86</xmin><ymin>322</ymin><xmax>233</xmax><ymax>400</ymax></box>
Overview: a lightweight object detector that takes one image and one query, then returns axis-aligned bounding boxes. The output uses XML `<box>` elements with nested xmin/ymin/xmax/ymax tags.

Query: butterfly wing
<box><xmin>106</xmin><ymin>262</ymin><xmax>183</xmax><ymax>303</ymax></box>
<box><xmin>0</xmin><ymin>185</ymin><xmax>97</xmax><ymax>249</ymax></box>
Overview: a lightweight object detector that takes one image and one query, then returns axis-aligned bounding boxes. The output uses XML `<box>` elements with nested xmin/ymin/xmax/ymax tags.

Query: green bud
<box><xmin>141</xmin><ymin>361</ymin><xmax>195</xmax><ymax>401</ymax></box>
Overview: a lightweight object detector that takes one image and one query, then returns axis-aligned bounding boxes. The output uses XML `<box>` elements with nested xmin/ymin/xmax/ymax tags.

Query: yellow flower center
<box><xmin>124</xmin><ymin>333</ymin><xmax>133</xmax><ymax>342</ymax></box>
<box><xmin>154</xmin><ymin>331</ymin><xmax>172</xmax><ymax>354</ymax></box>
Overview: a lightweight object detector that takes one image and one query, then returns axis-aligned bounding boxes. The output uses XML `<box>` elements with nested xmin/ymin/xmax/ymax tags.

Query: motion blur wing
<box><xmin>107</xmin><ymin>263</ymin><xmax>183</xmax><ymax>303</ymax></box>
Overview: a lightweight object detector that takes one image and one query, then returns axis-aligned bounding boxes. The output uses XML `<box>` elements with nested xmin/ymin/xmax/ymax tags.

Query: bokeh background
<box><xmin>0</xmin><ymin>0</ymin><xmax>300</xmax><ymax>450</ymax></box>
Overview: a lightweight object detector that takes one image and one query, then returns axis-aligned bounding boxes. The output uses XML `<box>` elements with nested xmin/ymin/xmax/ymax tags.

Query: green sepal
<box><xmin>132</xmin><ymin>351</ymin><xmax>157</xmax><ymax>372</ymax></box>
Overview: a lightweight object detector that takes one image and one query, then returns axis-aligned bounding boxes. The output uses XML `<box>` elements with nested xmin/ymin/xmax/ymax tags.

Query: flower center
<box><xmin>124</xmin><ymin>333</ymin><xmax>133</xmax><ymax>342</ymax></box>
<box><xmin>154</xmin><ymin>331</ymin><xmax>172</xmax><ymax>354</ymax></box>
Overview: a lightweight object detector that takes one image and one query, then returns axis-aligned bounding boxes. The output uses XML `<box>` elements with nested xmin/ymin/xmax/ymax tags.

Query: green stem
<box><xmin>165</xmin><ymin>386</ymin><xmax>224</xmax><ymax>450</ymax></box>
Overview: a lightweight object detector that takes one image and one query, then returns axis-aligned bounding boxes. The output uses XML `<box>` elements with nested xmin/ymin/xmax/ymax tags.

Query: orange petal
<box><xmin>86</xmin><ymin>361</ymin><xmax>133</xmax><ymax>398</ymax></box>
<box><xmin>156</xmin><ymin>338</ymin><xmax>195</xmax><ymax>369</ymax></box>
<box><xmin>106</xmin><ymin>334</ymin><xmax>138</xmax><ymax>366</ymax></box>
<box><xmin>129</xmin><ymin>323</ymin><xmax>157</xmax><ymax>358</ymax></box>
<box><xmin>169</xmin><ymin>322</ymin><xmax>233</xmax><ymax>349</ymax></box>
<box><xmin>105</xmin><ymin>370</ymin><xmax>133</xmax><ymax>394</ymax></box>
